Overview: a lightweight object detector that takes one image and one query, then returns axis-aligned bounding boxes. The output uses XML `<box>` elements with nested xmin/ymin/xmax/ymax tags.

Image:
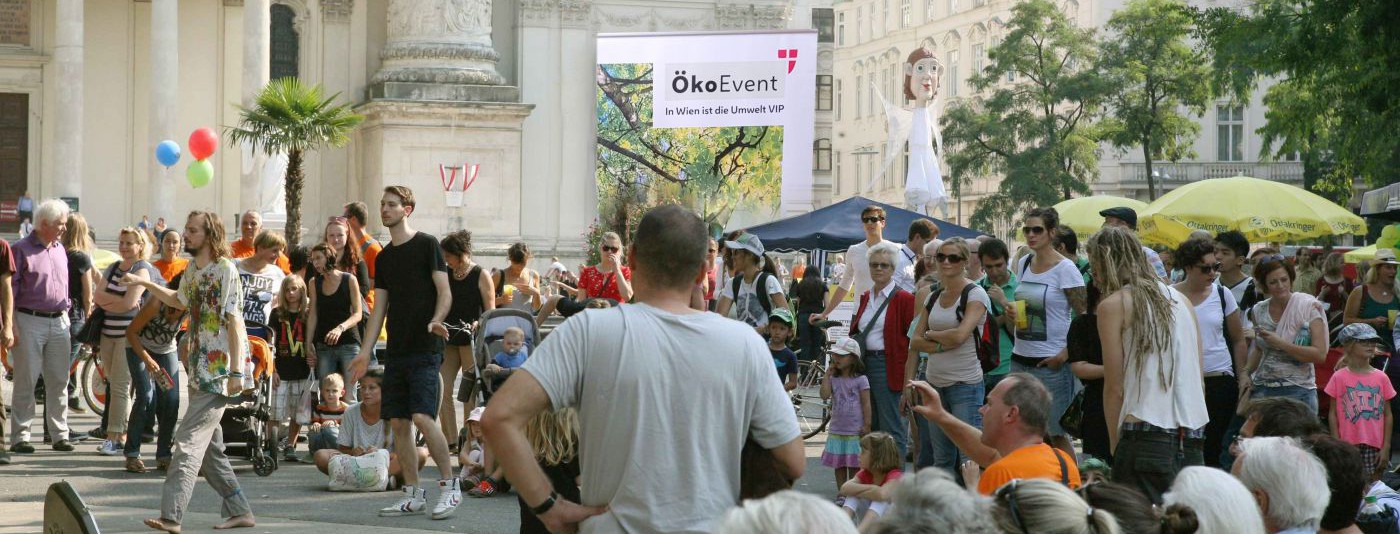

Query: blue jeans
<box><xmin>917</xmin><ymin>381</ymin><xmax>985</xmax><ymax>477</ymax></box>
<box><xmin>1251</xmin><ymin>384</ymin><xmax>1318</xmax><ymax>414</ymax></box>
<box><xmin>1010</xmin><ymin>359</ymin><xmax>1078</xmax><ymax>437</ymax></box>
<box><xmin>124</xmin><ymin>348</ymin><xmax>179</xmax><ymax>460</ymax></box>
<box><xmin>307</xmin><ymin>425</ymin><xmax>339</xmax><ymax>452</ymax></box>
<box><xmin>316</xmin><ymin>343</ymin><xmax>360</xmax><ymax>402</ymax></box>
<box><xmin>865</xmin><ymin>350</ymin><xmax>909</xmax><ymax>458</ymax></box>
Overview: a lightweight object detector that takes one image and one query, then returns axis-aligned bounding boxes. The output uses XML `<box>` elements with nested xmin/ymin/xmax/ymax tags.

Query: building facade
<box><xmin>829</xmin><ymin>0</ymin><xmax>1301</xmax><ymax>235</ymax></box>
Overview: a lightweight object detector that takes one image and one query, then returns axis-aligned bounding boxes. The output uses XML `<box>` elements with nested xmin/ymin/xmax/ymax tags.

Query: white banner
<box><xmin>595</xmin><ymin>30</ymin><xmax>817</xmax><ymax>219</ymax></box>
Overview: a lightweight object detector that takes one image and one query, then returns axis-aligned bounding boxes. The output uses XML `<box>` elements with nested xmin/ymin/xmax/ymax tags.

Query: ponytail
<box><xmin>1160</xmin><ymin>504</ymin><xmax>1200</xmax><ymax>534</ymax></box>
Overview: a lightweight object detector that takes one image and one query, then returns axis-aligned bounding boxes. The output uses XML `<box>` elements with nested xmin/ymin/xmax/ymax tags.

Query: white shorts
<box><xmin>843</xmin><ymin>498</ymin><xmax>888</xmax><ymax>521</ymax></box>
<box><xmin>272</xmin><ymin>378</ymin><xmax>310</xmax><ymax>423</ymax></box>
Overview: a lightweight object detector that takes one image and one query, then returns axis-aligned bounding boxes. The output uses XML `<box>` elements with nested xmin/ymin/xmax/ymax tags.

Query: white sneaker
<box><xmin>378</xmin><ymin>486</ymin><xmax>426</xmax><ymax>517</ymax></box>
<box><xmin>431</xmin><ymin>478</ymin><xmax>462</xmax><ymax>520</ymax></box>
<box><xmin>96</xmin><ymin>440</ymin><xmax>123</xmax><ymax>456</ymax></box>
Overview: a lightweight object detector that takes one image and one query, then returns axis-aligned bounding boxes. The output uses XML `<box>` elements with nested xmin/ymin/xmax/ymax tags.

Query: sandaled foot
<box><xmin>213</xmin><ymin>514</ymin><xmax>255</xmax><ymax>530</ymax></box>
<box><xmin>126</xmin><ymin>458</ymin><xmax>147</xmax><ymax>473</ymax></box>
<box><xmin>144</xmin><ymin>518</ymin><xmax>181</xmax><ymax>533</ymax></box>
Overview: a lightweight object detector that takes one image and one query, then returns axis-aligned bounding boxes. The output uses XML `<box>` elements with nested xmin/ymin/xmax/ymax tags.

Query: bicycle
<box><xmin>1</xmin><ymin>343</ymin><xmax>106</xmax><ymax>416</ymax></box>
<box><xmin>792</xmin><ymin>319</ymin><xmax>841</xmax><ymax>439</ymax></box>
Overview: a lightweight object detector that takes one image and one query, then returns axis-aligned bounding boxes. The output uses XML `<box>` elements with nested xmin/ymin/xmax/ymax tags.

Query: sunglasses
<box><xmin>602</xmin><ymin>245</ymin><xmax>620</xmax><ymax>253</ymax></box>
<box><xmin>862</xmin><ymin>216</ymin><xmax>886</xmax><ymax>224</ymax></box>
<box><xmin>869</xmin><ymin>262</ymin><xmax>894</xmax><ymax>270</ymax></box>
<box><xmin>935</xmin><ymin>253</ymin><xmax>966</xmax><ymax>264</ymax></box>
<box><xmin>1022</xmin><ymin>226</ymin><xmax>1047</xmax><ymax>236</ymax></box>
<box><xmin>997</xmin><ymin>479</ymin><xmax>1029</xmax><ymax>534</ymax></box>
<box><xmin>1196</xmin><ymin>262</ymin><xmax>1222</xmax><ymax>274</ymax></box>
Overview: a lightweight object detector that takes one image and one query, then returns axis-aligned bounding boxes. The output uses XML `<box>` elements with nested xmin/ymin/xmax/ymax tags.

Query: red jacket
<box><xmin>852</xmin><ymin>288</ymin><xmax>916</xmax><ymax>391</ymax></box>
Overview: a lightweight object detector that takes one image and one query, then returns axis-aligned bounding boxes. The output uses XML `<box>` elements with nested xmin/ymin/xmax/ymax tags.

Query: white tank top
<box><xmin>1119</xmin><ymin>282</ymin><xmax>1210</xmax><ymax>431</ymax></box>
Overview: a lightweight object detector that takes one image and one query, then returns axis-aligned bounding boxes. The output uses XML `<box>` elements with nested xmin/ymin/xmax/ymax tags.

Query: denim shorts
<box><xmin>382</xmin><ymin>351</ymin><xmax>443</xmax><ymax>420</ymax></box>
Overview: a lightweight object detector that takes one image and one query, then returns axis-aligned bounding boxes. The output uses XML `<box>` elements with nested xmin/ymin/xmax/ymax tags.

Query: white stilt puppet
<box><xmin>866</xmin><ymin>46</ymin><xmax>950</xmax><ymax>218</ymax></box>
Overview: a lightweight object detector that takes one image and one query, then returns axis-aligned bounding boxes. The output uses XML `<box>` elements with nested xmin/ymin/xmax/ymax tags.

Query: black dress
<box><xmin>1066</xmin><ymin>285</ymin><xmax>1110</xmax><ymax>462</ymax></box>
<box><xmin>517</xmin><ymin>455</ymin><xmax>581</xmax><ymax>534</ymax></box>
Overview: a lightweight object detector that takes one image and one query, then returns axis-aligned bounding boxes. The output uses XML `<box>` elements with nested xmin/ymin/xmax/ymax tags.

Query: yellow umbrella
<box><xmin>1139</xmin><ymin>176</ymin><xmax>1366</xmax><ymax>245</ymax></box>
<box><xmin>1051</xmin><ymin>196</ymin><xmax>1150</xmax><ymax>238</ymax></box>
<box><xmin>1345</xmin><ymin>244</ymin><xmax>1377</xmax><ymax>264</ymax></box>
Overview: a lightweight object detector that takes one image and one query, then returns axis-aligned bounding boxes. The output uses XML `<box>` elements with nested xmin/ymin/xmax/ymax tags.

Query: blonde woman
<box><xmin>992</xmin><ymin>478</ymin><xmax>1123</xmax><ymax>534</ymax></box>
<box><xmin>93</xmin><ymin>227</ymin><xmax>159</xmax><ymax>456</ymax></box>
<box><xmin>1344</xmin><ymin>250</ymin><xmax>1399</xmax><ymax>352</ymax></box>
<box><xmin>1090</xmin><ymin>226</ymin><xmax>1208</xmax><ymax>503</ymax></box>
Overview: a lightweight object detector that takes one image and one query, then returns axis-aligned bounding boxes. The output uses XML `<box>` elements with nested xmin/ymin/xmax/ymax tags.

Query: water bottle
<box><xmin>1362</xmin><ymin>495</ymin><xmax>1385</xmax><ymax>516</ymax></box>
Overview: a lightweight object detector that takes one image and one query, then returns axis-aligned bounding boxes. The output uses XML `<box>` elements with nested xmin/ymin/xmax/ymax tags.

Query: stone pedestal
<box><xmin>360</xmin><ymin>0</ymin><xmax>533</xmax><ymax>249</ymax></box>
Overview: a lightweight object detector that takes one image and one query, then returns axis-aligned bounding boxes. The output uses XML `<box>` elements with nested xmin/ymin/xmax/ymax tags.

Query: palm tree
<box><xmin>226</xmin><ymin>78</ymin><xmax>364</xmax><ymax>247</ymax></box>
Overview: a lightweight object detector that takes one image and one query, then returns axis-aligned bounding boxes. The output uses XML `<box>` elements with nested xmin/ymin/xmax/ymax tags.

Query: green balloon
<box><xmin>187</xmin><ymin>159</ymin><xmax>213</xmax><ymax>188</ymax></box>
<box><xmin>1384</xmin><ymin>225</ymin><xmax>1400</xmax><ymax>241</ymax></box>
<box><xmin>1380</xmin><ymin>236</ymin><xmax>1398</xmax><ymax>250</ymax></box>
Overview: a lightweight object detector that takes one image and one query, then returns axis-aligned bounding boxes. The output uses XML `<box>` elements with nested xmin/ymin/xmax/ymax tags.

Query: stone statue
<box><xmin>868</xmin><ymin>46</ymin><xmax>950</xmax><ymax>218</ymax></box>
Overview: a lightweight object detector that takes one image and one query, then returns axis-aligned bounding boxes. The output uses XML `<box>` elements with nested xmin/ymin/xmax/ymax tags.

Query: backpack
<box><xmin>731</xmin><ymin>271</ymin><xmax>776</xmax><ymax>316</ymax></box>
<box><xmin>925</xmin><ymin>283</ymin><xmax>1001</xmax><ymax>373</ymax></box>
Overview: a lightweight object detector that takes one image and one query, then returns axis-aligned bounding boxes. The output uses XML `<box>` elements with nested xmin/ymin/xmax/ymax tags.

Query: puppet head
<box><xmin>903</xmin><ymin>46</ymin><xmax>942</xmax><ymax>104</ymax></box>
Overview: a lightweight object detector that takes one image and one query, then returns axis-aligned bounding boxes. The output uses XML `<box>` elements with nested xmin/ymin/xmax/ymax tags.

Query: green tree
<box><xmin>1196</xmin><ymin>0</ymin><xmax>1400</xmax><ymax>198</ymax></box>
<box><xmin>943</xmin><ymin>0</ymin><xmax>1108</xmax><ymax>231</ymax></box>
<box><xmin>226</xmin><ymin>78</ymin><xmax>364</xmax><ymax>247</ymax></box>
<box><xmin>1098</xmin><ymin>0</ymin><xmax>1212</xmax><ymax>200</ymax></box>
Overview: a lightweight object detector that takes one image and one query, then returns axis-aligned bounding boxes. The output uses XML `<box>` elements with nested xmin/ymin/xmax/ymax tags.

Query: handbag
<box><xmin>1059</xmin><ymin>389</ymin><xmax>1085</xmax><ymax>439</ymax></box>
<box><xmin>295</xmin><ymin>378</ymin><xmax>316</xmax><ymax>426</ymax></box>
<box><xmin>74</xmin><ymin>308</ymin><xmax>105</xmax><ymax>345</ymax></box>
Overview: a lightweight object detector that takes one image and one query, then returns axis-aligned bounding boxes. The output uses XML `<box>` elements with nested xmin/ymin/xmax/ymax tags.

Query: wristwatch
<box><xmin>529</xmin><ymin>492</ymin><xmax>559</xmax><ymax>516</ymax></box>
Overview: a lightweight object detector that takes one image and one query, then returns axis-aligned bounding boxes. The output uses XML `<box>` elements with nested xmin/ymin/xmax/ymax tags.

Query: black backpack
<box><xmin>925</xmin><ymin>283</ymin><xmax>1001</xmax><ymax>373</ymax></box>
<box><xmin>732</xmin><ymin>271</ymin><xmax>776</xmax><ymax>315</ymax></box>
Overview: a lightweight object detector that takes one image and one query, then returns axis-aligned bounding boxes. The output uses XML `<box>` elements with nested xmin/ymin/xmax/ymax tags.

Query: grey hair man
<box><xmin>8</xmin><ymin>199</ymin><xmax>70</xmax><ymax>455</ymax></box>
<box><xmin>1232</xmin><ymin>436</ymin><xmax>1330</xmax><ymax>534</ymax></box>
<box><xmin>717</xmin><ymin>490</ymin><xmax>857</xmax><ymax>534</ymax></box>
<box><xmin>868</xmin><ymin>468</ymin><xmax>997</xmax><ymax>534</ymax></box>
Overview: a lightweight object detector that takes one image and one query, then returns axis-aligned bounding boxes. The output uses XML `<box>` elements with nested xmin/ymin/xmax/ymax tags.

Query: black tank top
<box><xmin>313</xmin><ymin>272</ymin><xmax>361</xmax><ymax>347</ymax></box>
<box><xmin>446</xmin><ymin>265</ymin><xmax>485</xmax><ymax>346</ymax></box>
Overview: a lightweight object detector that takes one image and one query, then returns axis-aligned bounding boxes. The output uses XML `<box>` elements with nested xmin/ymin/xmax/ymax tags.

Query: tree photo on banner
<box><xmin>594</xmin><ymin>31</ymin><xmax>816</xmax><ymax>240</ymax></box>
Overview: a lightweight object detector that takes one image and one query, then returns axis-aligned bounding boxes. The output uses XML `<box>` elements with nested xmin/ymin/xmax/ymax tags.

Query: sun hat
<box><xmin>1338</xmin><ymin>323</ymin><xmax>1382</xmax><ymax>344</ymax></box>
<box><xmin>724</xmin><ymin>232</ymin><xmax>765</xmax><ymax>259</ymax></box>
<box><xmin>468</xmin><ymin>406</ymin><xmax>485</xmax><ymax>423</ymax></box>
<box><xmin>1374</xmin><ymin>248</ymin><xmax>1400</xmax><ymax>265</ymax></box>
<box><xmin>829</xmin><ymin>337</ymin><xmax>862</xmax><ymax>358</ymax></box>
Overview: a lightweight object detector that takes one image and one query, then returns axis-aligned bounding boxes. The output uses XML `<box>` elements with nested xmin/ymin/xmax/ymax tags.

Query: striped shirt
<box><xmin>100</xmin><ymin>260</ymin><xmax>157</xmax><ymax>337</ymax></box>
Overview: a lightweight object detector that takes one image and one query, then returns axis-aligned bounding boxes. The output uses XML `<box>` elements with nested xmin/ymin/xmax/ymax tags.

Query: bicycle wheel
<box><xmin>81</xmin><ymin>357</ymin><xmax>106</xmax><ymax>417</ymax></box>
<box><xmin>793</xmin><ymin>360</ymin><xmax>830</xmax><ymax>439</ymax></box>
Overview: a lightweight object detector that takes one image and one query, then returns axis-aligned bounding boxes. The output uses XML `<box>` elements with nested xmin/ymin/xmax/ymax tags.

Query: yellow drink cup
<box><xmin>1014</xmin><ymin>301</ymin><xmax>1028</xmax><ymax>330</ymax></box>
<box><xmin>1389</xmin><ymin>310</ymin><xmax>1397</xmax><ymax>329</ymax></box>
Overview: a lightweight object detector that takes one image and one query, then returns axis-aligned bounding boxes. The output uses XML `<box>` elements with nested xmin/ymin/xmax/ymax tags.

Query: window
<box><xmin>857</xmin><ymin>6</ymin><xmax>866</xmax><ymax>43</ymax></box>
<box><xmin>834</xmin><ymin>152</ymin><xmax>842</xmax><ymax>195</ymax></box>
<box><xmin>834</xmin><ymin>79</ymin><xmax>843</xmax><ymax>120</ymax></box>
<box><xmin>814</xmin><ymin>139</ymin><xmax>832</xmax><ymax>171</ymax></box>
<box><xmin>881</xmin><ymin>0</ymin><xmax>889</xmax><ymax>35</ymax></box>
<box><xmin>270</xmin><ymin>4</ymin><xmax>299</xmax><ymax>80</ymax></box>
<box><xmin>870</xmin><ymin>71</ymin><xmax>879</xmax><ymax>116</ymax></box>
<box><xmin>814</xmin><ymin>8</ymin><xmax>835</xmax><ymax>43</ymax></box>
<box><xmin>926</xmin><ymin>0</ymin><xmax>936</xmax><ymax>21</ymax></box>
<box><xmin>882</xmin><ymin>68</ymin><xmax>893</xmax><ymax>107</ymax></box>
<box><xmin>817</xmin><ymin>75</ymin><xmax>833</xmax><ymax>111</ymax></box>
<box><xmin>1217</xmin><ymin>105</ymin><xmax>1244</xmax><ymax>161</ymax></box>
<box><xmin>972</xmin><ymin>44</ymin><xmax>985</xmax><ymax>77</ymax></box>
<box><xmin>947</xmin><ymin>50</ymin><xmax>959</xmax><ymax>97</ymax></box>
<box><xmin>838</xmin><ymin>12</ymin><xmax>846</xmax><ymax>45</ymax></box>
<box><xmin>949</xmin><ymin>0</ymin><xmax>959</xmax><ymax>14</ymax></box>
<box><xmin>856</xmin><ymin>74</ymin><xmax>864</xmax><ymax>117</ymax></box>
<box><xmin>901</xmin><ymin>0</ymin><xmax>912</xmax><ymax>28</ymax></box>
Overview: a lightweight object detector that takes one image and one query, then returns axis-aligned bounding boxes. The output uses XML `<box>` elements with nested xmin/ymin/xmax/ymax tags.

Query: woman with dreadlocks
<box><xmin>1090</xmin><ymin>226</ymin><xmax>1208</xmax><ymax>505</ymax></box>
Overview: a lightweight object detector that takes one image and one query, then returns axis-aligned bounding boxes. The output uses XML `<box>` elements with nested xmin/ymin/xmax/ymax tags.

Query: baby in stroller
<box><xmin>481</xmin><ymin>327</ymin><xmax>529</xmax><ymax>391</ymax></box>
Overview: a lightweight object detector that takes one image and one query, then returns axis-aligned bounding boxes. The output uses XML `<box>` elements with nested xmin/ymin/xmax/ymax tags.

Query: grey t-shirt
<box><xmin>522</xmin><ymin>302</ymin><xmax>800</xmax><ymax>534</ymax></box>
<box><xmin>337</xmin><ymin>403</ymin><xmax>408</xmax><ymax>450</ymax></box>
<box><xmin>1250</xmin><ymin>299</ymin><xmax>1324</xmax><ymax>389</ymax></box>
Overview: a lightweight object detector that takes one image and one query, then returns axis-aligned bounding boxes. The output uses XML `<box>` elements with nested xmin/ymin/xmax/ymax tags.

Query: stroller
<box><xmin>465</xmin><ymin>308</ymin><xmax>538</xmax><ymax>406</ymax></box>
<box><xmin>219</xmin><ymin>320</ymin><xmax>279</xmax><ymax>476</ymax></box>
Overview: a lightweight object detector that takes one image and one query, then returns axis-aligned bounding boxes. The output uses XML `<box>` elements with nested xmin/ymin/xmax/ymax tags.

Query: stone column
<box><xmin>241</xmin><ymin>0</ymin><xmax>270</xmax><ymax>211</ymax></box>
<box><xmin>149</xmin><ymin>0</ymin><xmax>177</xmax><ymax>220</ymax></box>
<box><xmin>53</xmin><ymin>0</ymin><xmax>83</xmax><ymax>199</ymax></box>
<box><xmin>369</xmin><ymin>0</ymin><xmax>513</xmax><ymax>101</ymax></box>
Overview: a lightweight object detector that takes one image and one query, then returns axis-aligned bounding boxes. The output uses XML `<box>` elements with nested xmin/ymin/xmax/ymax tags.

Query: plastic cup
<box><xmin>1014</xmin><ymin>301</ymin><xmax>1028</xmax><ymax>330</ymax></box>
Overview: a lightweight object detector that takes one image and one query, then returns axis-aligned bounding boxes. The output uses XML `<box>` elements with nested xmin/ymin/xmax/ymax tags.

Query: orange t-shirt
<box><xmin>353</xmin><ymin>228</ymin><xmax>383</xmax><ymax>280</ymax></box>
<box><xmin>153</xmin><ymin>257</ymin><xmax>189</xmax><ymax>283</ymax></box>
<box><xmin>977</xmin><ymin>443</ymin><xmax>1081</xmax><ymax>495</ymax></box>
<box><xmin>230</xmin><ymin>238</ymin><xmax>291</xmax><ymax>274</ymax></box>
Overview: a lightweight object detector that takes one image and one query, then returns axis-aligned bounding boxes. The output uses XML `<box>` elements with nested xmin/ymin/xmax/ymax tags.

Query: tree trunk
<box><xmin>1302</xmin><ymin>130</ymin><xmax>1321</xmax><ymax>193</ymax></box>
<box><xmin>1144</xmin><ymin>142</ymin><xmax>1157</xmax><ymax>201</ymax></box>
<box><xmin>285</xmin><ymin>149</ymin><xmax>304</xmax><ymax>248</ymax></box>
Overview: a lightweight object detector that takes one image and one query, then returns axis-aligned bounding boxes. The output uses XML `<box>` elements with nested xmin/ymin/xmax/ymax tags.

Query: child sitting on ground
<box><xmin>314</xmin><ymin>368</ymin><xmax>428</xmax><ymax>489</ymax></box>
<box><xmin>518</xmin><ymin>408</ymin><xmax>581</xmax><ymax>534</ymax></box>
<box><xmin>840</xmin><ymin>432</ymin><xmax>903</xmax><ymax>529</ymax></box>
<box><xmin>1327</xmin><ymin>323</ymin><xmax>1396</xmax><ymax>479</ymax></box>
<box><xmin>483</xmin><ymin>326</ymin><xmax>529</xmax><ymax>389</ymax></box>
<box><xmin>461</xmin><ymin>406</ymin><xmax>510</xmax><ymax>498</ymax></box>
<box><xmin>308</xmin><ymin>374</ymin><xmax>349</xmax><ymax>452</ymax></box>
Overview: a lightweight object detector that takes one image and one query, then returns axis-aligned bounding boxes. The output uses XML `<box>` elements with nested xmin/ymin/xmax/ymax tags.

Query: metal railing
<box><xmin>1116</xmin><ymin>161</ymin><xmax>1305</xmax><ymax>186</ymax></box>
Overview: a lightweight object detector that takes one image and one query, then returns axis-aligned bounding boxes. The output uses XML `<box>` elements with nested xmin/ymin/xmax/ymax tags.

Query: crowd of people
<box><xmin>4</xmin><ymin>191</ymin><xmax>1400</xmax><ymax>534</ymax></box>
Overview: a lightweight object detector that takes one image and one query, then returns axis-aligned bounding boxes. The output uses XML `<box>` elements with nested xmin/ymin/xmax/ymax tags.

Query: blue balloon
<box><xmin>155</xmin><ymin>140</ymin><xmax>181</xmax><ymax>168</ymax></box>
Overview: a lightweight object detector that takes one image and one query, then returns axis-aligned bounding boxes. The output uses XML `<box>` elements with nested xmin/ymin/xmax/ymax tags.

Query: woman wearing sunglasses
<box><xmin>1092</xmin><ymin>226</ymin><xmax>1209</xmax><ymax>504</ymax></box>
<box><xmin>1344</xmin><ymin>249</ymin><xmax>1400</xmax><ymax>353</ymax></box>
<box><xmin>905</xmin><ymin>238</ymin><xmax>988</xmax><ymax>475</ymax></box>
<box><xmin>1172</xmin><ymin>236</ymin><xmax>1249</xmax><ymax>469</ymax></box>
<box><xmin>850</xmin><ymin>242</ymin><xmax>917</xmax><ymax>458</ymax></box>
<box><xmin>575</xmin><ymin>232</ymin><xmax>633</xmax><ymax>304</ymax></box>
<box><xmin>1009</xmin><ymin>207</ymin><xmax>1087</xmax><ymax>455</ymax></box>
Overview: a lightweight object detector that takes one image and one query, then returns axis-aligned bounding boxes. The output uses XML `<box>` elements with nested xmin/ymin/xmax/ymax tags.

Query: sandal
<box><xmin>156</xmin><ymin>458</ymin><xmax>171</xmax><ymax>471</ymax></box>
<box><xmin>125</xmin><ymin>457</ymin><xmax>147</xmax><ymax>473</ymax></box>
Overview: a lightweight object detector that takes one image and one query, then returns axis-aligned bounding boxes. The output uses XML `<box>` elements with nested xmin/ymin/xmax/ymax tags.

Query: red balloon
<box><xmin>188</xmin><ymin>127</ymin><xmax>219</xmax><ymax>160</ymax></box>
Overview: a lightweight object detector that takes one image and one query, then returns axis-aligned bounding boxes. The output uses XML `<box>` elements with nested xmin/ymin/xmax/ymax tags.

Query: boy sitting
<box><xmin>308</xmin><ymin>374</ymin><xmax>349</xmax><ymax>452</ymax></box>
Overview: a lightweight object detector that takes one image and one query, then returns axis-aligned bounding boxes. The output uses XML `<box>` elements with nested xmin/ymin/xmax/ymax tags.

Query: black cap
<box><xmin>1099</xmin><ymin>207</ymin><xmax>1138</xmax><ymax>230</ymax></box>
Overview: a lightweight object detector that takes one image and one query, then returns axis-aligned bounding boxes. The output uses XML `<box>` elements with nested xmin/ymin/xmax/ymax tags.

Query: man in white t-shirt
<box><xmin>812</xmin><ymin>205</ymin><xmax>898</xmax><ymax>325</ymax></box>
<box><xmin>1100</xmin><ymin>207</ymin><xmax>1168</xmax><ymax>281</ymax></box>
<box><xmin>483</xmin><ymin>205</ymin><xmax>804</xmax><ymax>534</ymax></box>
<box><xmin>237</xmin><ymin>230</ymin><xmax>287</xmax><ymax>335</ymax></box>
<box><xmin>896</xmin><ymin>219</ymin><xmax>939</xmax><ymax>293</ymax></box>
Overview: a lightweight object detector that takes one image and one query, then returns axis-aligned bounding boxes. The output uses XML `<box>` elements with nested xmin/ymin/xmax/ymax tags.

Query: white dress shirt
<box><xmin>855</xmin><ymin>283</ymin><xmax>895</xmax><ymax>351</ymax></box>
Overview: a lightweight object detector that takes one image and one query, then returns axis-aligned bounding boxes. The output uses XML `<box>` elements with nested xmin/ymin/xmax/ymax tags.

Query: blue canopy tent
<box><xmin>741</xmin><ymin>196</ymin><xmax>988</xmax><ymax>253</ymax></box>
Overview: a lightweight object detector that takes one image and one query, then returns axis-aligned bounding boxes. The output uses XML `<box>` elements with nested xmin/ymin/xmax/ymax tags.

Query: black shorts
<box><xmin>381</xmin><ymin>351</ymin><xmax>443</xmax><ymax>420</ymax></box>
